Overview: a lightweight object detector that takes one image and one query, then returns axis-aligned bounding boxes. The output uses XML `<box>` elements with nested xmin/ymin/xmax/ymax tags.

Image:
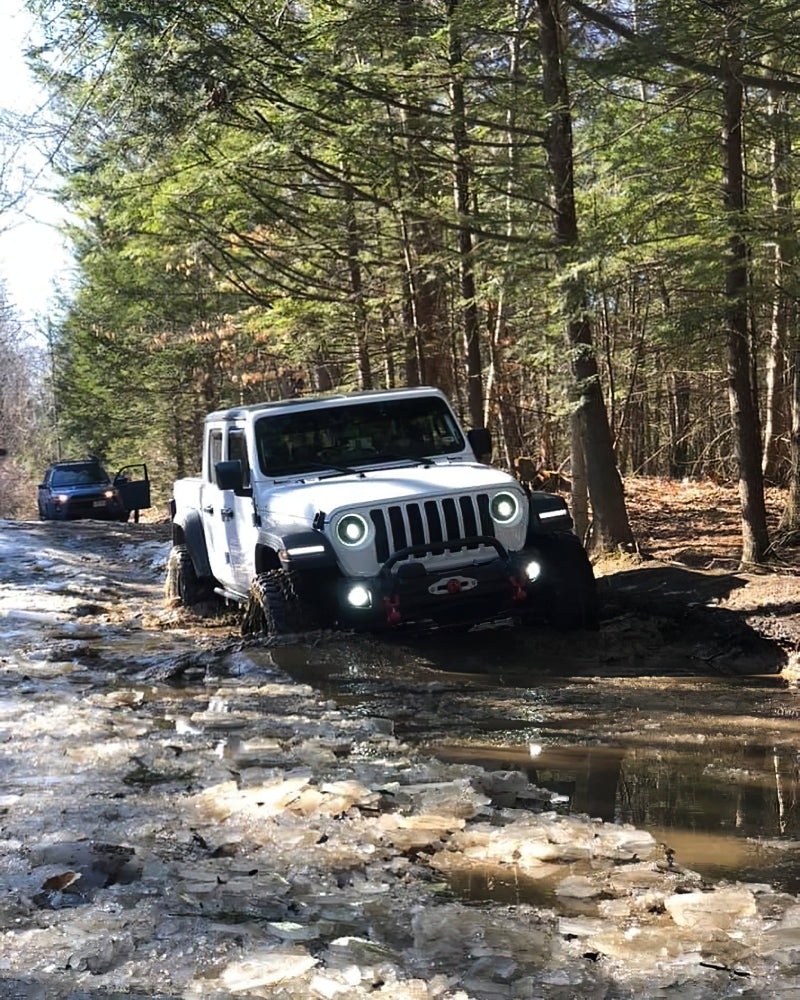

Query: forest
<box><xmin>3</xmin><ymin>0</ymin><xmax>800</xmax><ymax>563</ymax></box>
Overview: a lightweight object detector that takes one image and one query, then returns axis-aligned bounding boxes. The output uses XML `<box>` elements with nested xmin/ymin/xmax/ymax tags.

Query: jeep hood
<box><xmin>260</xmin><ymin>462</ymin><xmax>522</xmax><ymax>521</ymax></box>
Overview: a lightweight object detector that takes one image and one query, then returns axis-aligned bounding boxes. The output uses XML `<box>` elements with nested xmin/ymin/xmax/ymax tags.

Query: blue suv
<box><xmin>38</xmin><ymin>459</ymin><xmax>151</xmax><ymax>522</ymax></box>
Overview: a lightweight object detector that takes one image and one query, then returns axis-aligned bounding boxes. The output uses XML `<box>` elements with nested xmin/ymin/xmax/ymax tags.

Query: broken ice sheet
<box><xmin>430</xmin><ymin>810</ymin><xmax>655</xmax><ymax>877</ymax></box>
<box><xmin>665</xmin><ymin>885</ymin><xmax>758</xmax><ymax>930</ymax></box>
<box><xmin>411</xmin><ymin>901</ymin><xmax>554</xmax><ymax>965</ymax></box>
<box><xmin>213</xmin><ymin>945</ymin><xmax>318</xmax><ymax>990</ymax></box>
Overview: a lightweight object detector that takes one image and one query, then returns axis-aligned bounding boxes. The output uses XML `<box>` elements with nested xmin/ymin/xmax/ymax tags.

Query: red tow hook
<box><xmin>384</xmin><ymin>595</ymin><xmax>402</xmax><ymax>624</ymax></box>
<box><xmin>510</xmin><ymin>576</ymin><xmax>527</xmax><ymax>603</ymax></box>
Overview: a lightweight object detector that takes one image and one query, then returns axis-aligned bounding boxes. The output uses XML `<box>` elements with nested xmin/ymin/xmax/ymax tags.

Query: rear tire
<box><xmin>242</xmin><ymin>568</ymin><xmax>312</xmax><ymax>636</ymax></box>
<box><xmin>164</xmin><ymin>544</ymin><xmax>210</xmax><ymax>608</ymax></box>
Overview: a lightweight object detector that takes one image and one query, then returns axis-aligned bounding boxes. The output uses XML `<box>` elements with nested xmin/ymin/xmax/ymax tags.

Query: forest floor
<box><xmin>597</xmin><ymin>476</ymin><xmax>800</xmax><ymax>658</ymax></box>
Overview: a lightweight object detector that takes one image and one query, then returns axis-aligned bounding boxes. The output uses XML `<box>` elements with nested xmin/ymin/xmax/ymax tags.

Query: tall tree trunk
<box><xmin>668</xmin><ymin>371</ymin><xmax>691</xmax><ymax>477</ymax></box>
<box><xmin>448</xmin><ymin>0</ymin><xmax>483</xmax><ymax>429</ymax></box>
<box><xmin>484</xmin><ymin>0</ymin><xmax>528</xmax><ymax>460</ymax></box>
<box><xmin>570</xmin><ymin>409</ymin><xmax>589</xmax><ymax>543</ymax></box>
<box><xmin>343</xmin><ymin>170</ymin><xmax>372</xmax><ymax>390</ymax></box>
<box><xmin>396</xmin><ymin>0</ymin><xmax>451</xmax><ymax>394</ymax></box>
<box><xmin>763</xmin><ymin>87</ymin><xmax>793</xmax><ymax>483</ymax></box>
<box><xmin>721</xmin><ymin>27</ymin><xmax>769</xmax><ymax>565</ymax></box>
<box><xmin>780</xmin><ymin>349</ymin><xmax>800</xmax><ymax>537</ymax></box>
<box><xmin>536</xmin><ymin>0</ymin><xmax>634</xmax><ymax>553</ymax></box>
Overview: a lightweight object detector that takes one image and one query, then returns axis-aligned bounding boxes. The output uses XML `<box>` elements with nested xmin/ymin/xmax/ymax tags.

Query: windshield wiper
<box><xmin>296</xmin><ymin>461</ymin><xmax>360</xmax><ymax>477</ymax></box>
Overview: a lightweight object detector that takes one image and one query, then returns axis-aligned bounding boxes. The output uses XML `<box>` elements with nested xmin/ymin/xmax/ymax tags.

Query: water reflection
<box><xmin>431</xmin><ymin>740</ymin><xmax>800</xmax><ymax>890</ymax></box>
<box><xmin>261</xmin><ymin>639</ymin><xmax>800</xmax><ymax>892</ymax></box>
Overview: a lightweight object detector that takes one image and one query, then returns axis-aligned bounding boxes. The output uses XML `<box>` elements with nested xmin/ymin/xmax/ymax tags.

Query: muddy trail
<box><xmin>2</xmin><ymin>512</ymin><xmax>800</xmax><ymax>999</ymax></box>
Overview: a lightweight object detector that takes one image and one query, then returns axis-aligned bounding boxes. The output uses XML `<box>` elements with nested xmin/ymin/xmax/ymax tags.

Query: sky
<box><xmin>0</xmin><ymin>4</ymin><xmax>73</xmax><ymax>329</ymax></box>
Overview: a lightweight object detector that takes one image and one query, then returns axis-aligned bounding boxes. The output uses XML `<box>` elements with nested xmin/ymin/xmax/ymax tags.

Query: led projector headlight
<box><xmin>490</xmin><ymin>490</ymin><xmax>520</xmax><ymax>525</ymax></box>
<box><xmin>336</xmin><ymin>513</ymin><xmax>369</xmax><ymax>547</ymax></box>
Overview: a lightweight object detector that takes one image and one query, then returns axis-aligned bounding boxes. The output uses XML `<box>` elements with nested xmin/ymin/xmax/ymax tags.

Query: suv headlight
<box><xmin>335</xmin><ymin>513</ymin><xmax>370</xmax><ymax>547</ymax></box>
<box><xmin>490</xmin><ymin>490</ymin><xmax>521</xmax><ymax>526</ymax></box>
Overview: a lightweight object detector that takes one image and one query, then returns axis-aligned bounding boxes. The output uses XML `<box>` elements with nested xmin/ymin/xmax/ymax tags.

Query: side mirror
<box><xmin>467</xmin><ymin>427</ymin><xmax>492</xmax><ymax>462</ymax></box>
<box><xmin>215</xmin><ymin>459</ymin><xmax>245</xmax><ymax>492</ymax></box>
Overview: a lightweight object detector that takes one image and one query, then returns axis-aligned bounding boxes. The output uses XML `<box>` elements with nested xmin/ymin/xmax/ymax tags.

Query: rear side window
<box><xmin>208</xmin><ymin>430</ymin><xmax>223</xmax><ymax>484</ymax></box>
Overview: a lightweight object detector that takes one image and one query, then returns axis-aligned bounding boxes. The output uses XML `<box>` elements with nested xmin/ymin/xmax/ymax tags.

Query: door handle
<box><xmin>203</xmin><ymin>505</ymin><xmax>214</xmax><ymax>515</ymax></box>
<box><xmin>221</xmin><ymin>507</ymin><xmax>234</xmax><ymax>521</ymax></box>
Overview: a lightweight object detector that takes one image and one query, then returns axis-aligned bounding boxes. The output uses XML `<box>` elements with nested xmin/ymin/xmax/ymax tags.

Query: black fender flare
<box><xmin>276</xmin><ymin>530</ymin><xmax>339</xmax><ymax>572</ymax></box>
<box><xmin>527</xmin><ymin>491</ymin><xmax>574</xmax><ymax>538</ymax></box>
<box><xmin>176</xmin><ymin>510</ymin><xmax>213</xmax><ymax>580</ymax></box>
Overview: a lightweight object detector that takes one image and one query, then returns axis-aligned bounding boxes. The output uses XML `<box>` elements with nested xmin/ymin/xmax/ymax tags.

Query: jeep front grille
<box><xmin>369</xmin><ymin>494</ymin><xmax>494</xmax><ymax>564</ymax></box>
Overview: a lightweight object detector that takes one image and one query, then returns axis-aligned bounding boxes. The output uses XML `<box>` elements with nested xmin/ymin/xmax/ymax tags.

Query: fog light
<box><xmin>346</xmin><ymin>584</ymin><xmax>372</xmax><ymax>608</ymax></box>
<box><xmin>525</xmin><ymin>559</ymin><xmax>542</xmax><ymax>582</ymax></box>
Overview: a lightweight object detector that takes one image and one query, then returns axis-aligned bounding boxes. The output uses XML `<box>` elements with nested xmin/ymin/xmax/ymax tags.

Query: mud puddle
<box><xmin>250</xmin><ymin>629</ymin><xmax>800</xmax><ymax>896</ymax></box>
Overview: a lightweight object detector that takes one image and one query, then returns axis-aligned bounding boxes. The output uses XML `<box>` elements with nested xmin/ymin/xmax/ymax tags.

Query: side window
<box><xmin>228</xmin><ymin>429</ymin><xmax>250</xmax><ymax>489</ymax></box>
<box><xmin>208</xmin><ymin>429</ymin><xmax>223</xmax><ymax>484</ymax></box>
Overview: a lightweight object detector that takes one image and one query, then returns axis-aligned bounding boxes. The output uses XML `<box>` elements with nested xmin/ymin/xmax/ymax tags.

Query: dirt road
<box><xmin>2</xmin><ymin>515</ymin><xmax>800</xmax><ymax>999</ymax></box>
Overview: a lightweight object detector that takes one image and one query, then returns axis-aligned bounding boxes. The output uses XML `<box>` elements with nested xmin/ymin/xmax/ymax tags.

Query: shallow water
<box><xmin>259</xmin><ymin>630</ymin><xmax>800</xmax><ymax>895</ymax></box>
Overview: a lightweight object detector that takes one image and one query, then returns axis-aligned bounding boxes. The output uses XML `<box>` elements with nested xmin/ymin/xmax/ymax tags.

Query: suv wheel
<box><xmin>242</xmin><ymin>569</ymin><xmax>310</xmax><ymax>636</ymax></box>
<box><xmin>164</xmin><ymin>544</ymin><xmax>210</xmax><ymax>608</ymax></box>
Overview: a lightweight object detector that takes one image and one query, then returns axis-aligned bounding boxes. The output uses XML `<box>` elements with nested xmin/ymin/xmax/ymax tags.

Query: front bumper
<box><xmin>335</xmin><ymin>536</ymin><xmax>535</xmax><ymax>629</ymax></box>
<box><xmin>53</xmin><ymin>496</ymin><xmax>125</xmax><ymax>520</ymax></box>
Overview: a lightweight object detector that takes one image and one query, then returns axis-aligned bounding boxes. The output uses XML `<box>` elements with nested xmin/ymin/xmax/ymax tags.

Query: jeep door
<box><xmin>201</xmin><ymin>425</ymin><xmax>257</xmax><ymax>596</ymax></box>
<box><xmin>200</xmin><ymin>427</ymin><xmax>235</xmax><ymax>590</ymax></box>
<box><xmin>224</xmin><ymin>428</ymin><xmax>258</xmax><ymax>587</ymax></box>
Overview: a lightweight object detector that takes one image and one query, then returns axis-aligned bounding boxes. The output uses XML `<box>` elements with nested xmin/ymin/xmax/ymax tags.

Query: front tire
<box><xmin>527</xmin><ymin>533</ymin><xmax>599</xmax><ymax>631</ymax></box>
<box><xmin>242</xmin><ymin>569</ymin><xmax>311</xmax><ymax>636</ymax></box>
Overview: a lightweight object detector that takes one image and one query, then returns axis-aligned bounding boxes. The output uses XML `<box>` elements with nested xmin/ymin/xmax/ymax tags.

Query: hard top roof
<box><xmin>204</xmin><ymin>385</ymin><xmax>448</xmax><ymax>423</ymax></box>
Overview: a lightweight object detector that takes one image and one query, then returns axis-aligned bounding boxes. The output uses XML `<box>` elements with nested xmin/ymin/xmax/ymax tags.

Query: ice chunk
<box><xmin>189</xmin><ymin>774</ymin><xmax>313</xmax><ymax>821</ymax></box>
<box><xmin>665</xmin><ymin>886</ymin><xmax>757</xmax><ymax>930</ymax></box>
<box><xmin>266</xmin><ymin>920</ymin><xmax>321</xmax><ymax>942</ymax></box>
<box><xmin>219</xmin><ymin>946</ymin><xmax>317</xmax><ymax>989</ymax></box>
<box><xmin>393</xmin><ymin>779</ymin><xmax>489</xmax><ymax>818</ymax></box>
<box><xmin>556</xmin><ymin>875</ymin><xmax>603</xmax><ymax>899</ymax></box>
<box><xmin>411</xmin><ymin>902</ymin><xmax>554</xmax><ymax>965</ymax></box>
<box><xmin>326</xmin><ymin>934</ymin><xmax>401</xmax><ymax>968</ymax></box>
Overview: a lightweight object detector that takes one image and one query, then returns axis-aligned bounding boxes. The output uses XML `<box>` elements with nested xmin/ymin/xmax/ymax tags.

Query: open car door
<box><xmin>114</xmin><ymin>464</ymin><xmax>151</xmax><ymax>521</ymax></box>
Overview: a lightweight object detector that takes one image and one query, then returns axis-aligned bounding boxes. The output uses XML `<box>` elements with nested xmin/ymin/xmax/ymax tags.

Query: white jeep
<box><xmin>165</xmin><ymin>386</ymin><xmax>597</xmax><ymax>634</ymax></box>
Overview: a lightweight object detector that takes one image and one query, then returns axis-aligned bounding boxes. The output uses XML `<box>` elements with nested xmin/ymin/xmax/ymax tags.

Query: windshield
<box><xmin>255</xmin><ymin>396</ymin><xmax>466</xmax><ymax>477</ymax></box>
<box><xmin>51</xmin><ymin>464</ymin><xmax>110</xmax><ymax>487</ymax></box>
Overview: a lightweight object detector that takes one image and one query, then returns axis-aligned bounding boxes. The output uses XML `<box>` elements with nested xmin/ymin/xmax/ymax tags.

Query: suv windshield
<box><xmin>255</xmin><ymin>396</ymin><xmax>465</xmax><ymax>477</ymax></box>
<box><xmin>51</xmin><ymin>463</ymin><xmax>110</xmax><ymax>487</ymax></box>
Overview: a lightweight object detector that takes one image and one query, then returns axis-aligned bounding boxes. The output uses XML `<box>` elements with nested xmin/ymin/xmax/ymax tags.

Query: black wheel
<box><xmin>164</xmin><ymin>544</ymin><xmax>211</xmax><ymax>608</ymax></box>
<box><xmin>527</xmin><ymin>533</ymin><xmax>599</xmax><ymax>631</ymax></box>
<box><xmin>242</xmin><ymin>569</ymin><xmax>311</xmax><ymax>636</ymax></box>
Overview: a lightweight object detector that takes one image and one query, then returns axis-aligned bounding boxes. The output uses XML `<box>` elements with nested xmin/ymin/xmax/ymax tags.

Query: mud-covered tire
<box><xmin>164</xmin><ymin>544</ymin><xmax>210</xmax><ymax>608</ymax></box>
<box><xmin>242</xmin><ymin>569</ymin><xmax>312</xmax><ymax>636</ymax></box>
<box><xmin>527</xmin><ymin>533</ymin><xmax>599</xmax><ymax>631</ymax></box>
